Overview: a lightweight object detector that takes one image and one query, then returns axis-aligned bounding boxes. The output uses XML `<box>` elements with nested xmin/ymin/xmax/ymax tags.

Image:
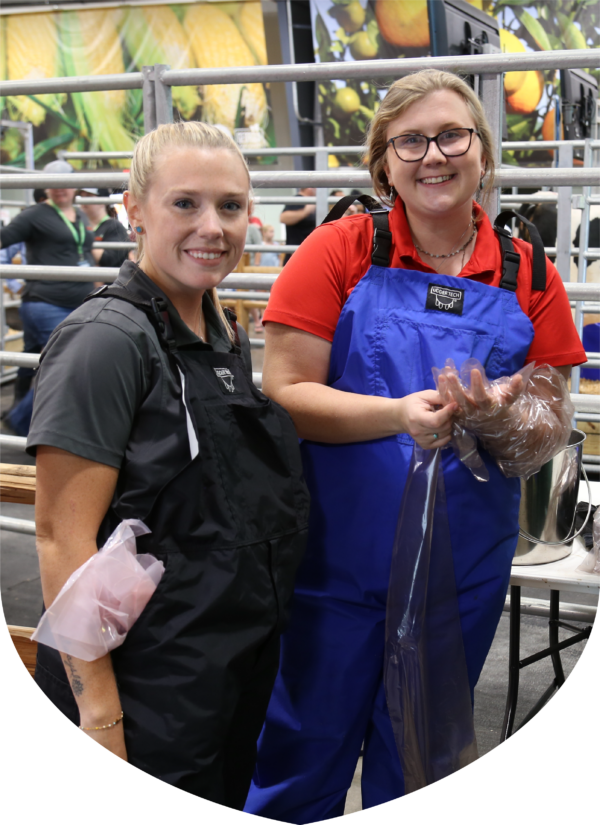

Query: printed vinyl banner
<box><xmin>0</xmin><ymin>1</ymin><xmax>273</xmax><ymax>169</ymax></box>
<box><xmin>309</xmin><ymin>0</ymin><xmax>599</xmax><ymax>167</ymax></box>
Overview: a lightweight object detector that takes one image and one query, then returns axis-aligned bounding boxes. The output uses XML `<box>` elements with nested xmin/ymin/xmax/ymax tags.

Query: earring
<box><xmin>389</xmin><ymin>185</ymin><xmax>397</xmax><ymax>204</ymax></box>
<box><xmin>479</xmin><ymin>171</ymin><xmax>485</xmax><ymax>191</ymax></box>
<box><xmin>135</xmin><ymin>226</ymin><xmax>143</xmax><ymax>234</ymax></box>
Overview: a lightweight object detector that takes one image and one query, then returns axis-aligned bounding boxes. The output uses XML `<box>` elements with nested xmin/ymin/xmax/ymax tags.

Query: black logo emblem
<box><xmin>426</xmin><ymin>283</ymin><xmax>465</xmax><ymax>316</ymax></box>
<box><xmin>213</xmin><ymin>367</ymin><xmax>236</xmax><ymax>393</ymax></box>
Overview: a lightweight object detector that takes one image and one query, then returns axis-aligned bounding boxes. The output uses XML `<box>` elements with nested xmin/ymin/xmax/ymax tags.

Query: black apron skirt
<box><xmin>35</xmin><ymin>300</ymin><xmax>309</xmax><ymax>810</ymax></box>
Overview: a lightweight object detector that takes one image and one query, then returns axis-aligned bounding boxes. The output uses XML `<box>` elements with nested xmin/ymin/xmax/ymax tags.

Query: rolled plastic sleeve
<box><xmin>32</xmin><ymin>520</ymin><xmax>164</xmax><ymax>661</ymax></box>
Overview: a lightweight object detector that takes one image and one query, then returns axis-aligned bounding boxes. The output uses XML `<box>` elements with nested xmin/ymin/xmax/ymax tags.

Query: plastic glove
<box><xmin>433</xmin><ymin>359</ymin><xmax>574</xmax><ymax>480</ymax></box>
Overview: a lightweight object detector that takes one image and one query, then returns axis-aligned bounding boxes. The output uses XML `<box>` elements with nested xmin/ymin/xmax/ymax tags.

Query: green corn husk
<box><xmin>58</xmin><ymin>10</ymin><xmax>134</xmax><ymax>165</ymax></box>
<box><xmin>5</xmin><ymin>12</ymin><xmax>67</xmax><ymax>127</ymax></box>
<box><xmin>1</xmin><ymin>18</ymin><xmax>6</xmax><ymax>117</ymax></box>
<box><xmin>120</xmin><ymin>7</ymin><xmax>200</xmax><ymax>120</ymax></box>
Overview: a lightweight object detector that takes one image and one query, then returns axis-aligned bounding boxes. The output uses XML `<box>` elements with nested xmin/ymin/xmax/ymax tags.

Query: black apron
<box><xmin>35</xmin><ymin>288</ymin><xmax>309</xmax><ymax>809</ymax></box>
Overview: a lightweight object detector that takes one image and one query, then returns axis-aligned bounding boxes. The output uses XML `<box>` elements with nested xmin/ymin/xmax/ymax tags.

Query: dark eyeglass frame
<box><xmin>387</xmin><ymin>128</ymin><xmax>480</xmax><ymax>162</ymax></box>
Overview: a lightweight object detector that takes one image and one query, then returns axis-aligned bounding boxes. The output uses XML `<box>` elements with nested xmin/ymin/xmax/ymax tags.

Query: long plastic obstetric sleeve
<box><xmin>384</xmin><ymin>448</ymin><xmax>477</xmax><ymax>793</ymax></box>
<box><xmin>32</xmin><ymin>519</ymin><xmax>164</xmax><ymax>661</ymax></box>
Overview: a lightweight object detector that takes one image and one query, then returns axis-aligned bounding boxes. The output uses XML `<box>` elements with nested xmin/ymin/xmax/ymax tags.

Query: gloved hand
<box><xmin>432</xmin><ymin>358</ymin><xmax>574</xmax><ymax>480</ymax></box>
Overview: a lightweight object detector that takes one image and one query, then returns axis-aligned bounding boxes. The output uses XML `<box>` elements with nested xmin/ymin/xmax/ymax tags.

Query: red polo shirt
<box><xmin>263</xmin><ymin>201</ymin><xmax>585</xmax><ymax>367</ymax></box>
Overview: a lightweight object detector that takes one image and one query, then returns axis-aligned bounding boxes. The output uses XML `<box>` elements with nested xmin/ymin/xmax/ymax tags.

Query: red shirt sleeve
<box><xmin>262</xmin><ymin>215</ymin><xmax>373</xmax><ymax>341</ymax></box>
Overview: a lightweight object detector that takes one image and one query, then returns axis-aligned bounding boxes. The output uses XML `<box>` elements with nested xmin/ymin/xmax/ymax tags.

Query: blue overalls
<box><xmin>245</xmin><ymin>209</ymin><xmax>536</xmax><ymax>822</ymax></box>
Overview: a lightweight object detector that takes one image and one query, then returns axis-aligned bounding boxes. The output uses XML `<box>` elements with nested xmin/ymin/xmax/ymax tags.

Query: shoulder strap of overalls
<box><xmin>86</xmin><ymin>284</ymin><xmax>244</xmax><ymax>352</ymax></box>
<box><xmin>321</xmin><ymin>195</ymin><xmax>393</xmax><ymax>267</ymax></box>
<box><xmin>494</xmin><ymin>210</ymin><xmax>547</xmax><ymax>292</ymax></box>
<box><xmin>85</xmin><ymin>284</ymin><xmax>180</xmax><ymax>352</ymax></box>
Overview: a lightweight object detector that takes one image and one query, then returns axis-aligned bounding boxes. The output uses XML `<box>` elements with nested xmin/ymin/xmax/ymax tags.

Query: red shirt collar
<box><xmin>388</xmin><ymin>199</ymin><xmax>498</xmax><ymax>279</ymax></box>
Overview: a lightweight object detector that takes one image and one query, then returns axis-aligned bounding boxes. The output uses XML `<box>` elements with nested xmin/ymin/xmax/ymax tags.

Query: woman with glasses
<box><xmin>245</xmin><ymin>69</ymin><xmax>584</xmax><ymax>822</ymax></box>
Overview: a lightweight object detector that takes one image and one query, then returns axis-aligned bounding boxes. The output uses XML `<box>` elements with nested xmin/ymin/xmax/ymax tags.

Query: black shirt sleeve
<box><xmin>27</xmin><ymin>318</ymin><xmax>149</xmax><ymax>468</ymax></box>
<box><xmin>1</xmin><ymin>206</ymin><xmax>36</xmax><ymax>247</ymax></box>
<box><xmin>96</xmin><ymin>219</ymin><xmax>131</xmax><ymax>268</ymax></box>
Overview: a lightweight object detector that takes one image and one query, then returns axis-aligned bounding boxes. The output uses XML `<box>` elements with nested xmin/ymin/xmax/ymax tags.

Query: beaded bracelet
<box><xmin>80</xmin><ymin>710</ymin><xmax>124</xmax><ymax>732</ymax></box>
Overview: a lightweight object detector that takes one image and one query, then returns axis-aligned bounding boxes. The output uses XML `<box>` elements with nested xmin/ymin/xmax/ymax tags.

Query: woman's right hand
<box><xmin>81</xmin><ymin>721</ymin><xmax>128</xmax><ymax>761</ymax></box>
<box><xmin>396</xmin><ymin>390</ymin><xmax>457</xmax><ymax>450</ymax></box>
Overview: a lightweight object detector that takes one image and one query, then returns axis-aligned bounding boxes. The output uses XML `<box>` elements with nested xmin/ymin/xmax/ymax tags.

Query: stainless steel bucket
<box><xmin>514</xmin><ymin>429</ymin><xmax>591</xmax><ymax>565</ymax></box>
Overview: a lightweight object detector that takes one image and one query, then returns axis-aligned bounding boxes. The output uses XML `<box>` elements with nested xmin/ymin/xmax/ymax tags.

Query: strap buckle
<box><xmin>372</xmin><ymin>226</ymin><xmax>392</xmax><ymax>266</ymax></box>
<box><xmin>500</xmin><ymin>250</ymin><xmax>520</xmax><ymax>292</ymax></box>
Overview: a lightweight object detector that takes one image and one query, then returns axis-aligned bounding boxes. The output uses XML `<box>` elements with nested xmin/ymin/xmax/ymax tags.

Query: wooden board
<box><xmin>0</xmin><ymin>463</ymin><xmax>36</xmax><ymax>505</ymax></box>
<box><xmin>8</xmin><ymin>625</ymin><xmax>37</xmax><ymax>678</ymax></box>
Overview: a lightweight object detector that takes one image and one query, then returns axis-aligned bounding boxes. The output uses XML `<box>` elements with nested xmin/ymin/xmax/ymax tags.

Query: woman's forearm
<box><xmin>37</xmin><ymin>535</ymin><xmax>122</xmax><ymax>726</ymax></box>
<box><xmin>272</xmin><ymin>381</ymin><xmax>402</xmax><ymax>442</ymax></box>
<box><xmin>269</xmin><ymin>380</ymin><xmax>454</xmax><ymax>446</ymax></box>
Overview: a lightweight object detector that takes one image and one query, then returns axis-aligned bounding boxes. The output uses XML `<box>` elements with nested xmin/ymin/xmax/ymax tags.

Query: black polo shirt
<box><xmin>27</xmin><ymin>261</ymin><xmax>252</xmax><ymax>472</ymax></box>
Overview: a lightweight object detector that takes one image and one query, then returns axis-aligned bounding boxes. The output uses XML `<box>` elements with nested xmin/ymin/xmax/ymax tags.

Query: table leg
<box><xmin>500</xmin><ymin>584</ymin><xmax>521</xmax><ymax>742</ymax></box>
<box><xmin>548</xmin><ymin>589</ymin><xmax>566</xmax><ymax>688</ymax></box>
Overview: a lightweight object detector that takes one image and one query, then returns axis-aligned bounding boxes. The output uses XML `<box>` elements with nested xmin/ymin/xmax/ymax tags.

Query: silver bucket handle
<box><xmin>518</xmin><ymin>467</ymin><xmax>593</xmax><ymax>547</ymax></box>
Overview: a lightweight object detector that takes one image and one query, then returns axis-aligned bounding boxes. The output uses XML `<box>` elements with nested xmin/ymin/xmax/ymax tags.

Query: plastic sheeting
<box><xmin>32</xmin><ymin>519</ymin><xmax>163</xmax><ymax>661</ymax></box>
<box><xmin>384</xmin><ymin>447</ymin><xmax>477</xmax><ymax>794</ymax></box>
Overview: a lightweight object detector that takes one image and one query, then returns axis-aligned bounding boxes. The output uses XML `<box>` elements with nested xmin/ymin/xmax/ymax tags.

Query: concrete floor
<box><xmin>1</xmin><ymin>353</ymin><xmax>597</xmax><ymax>816</ymax></box>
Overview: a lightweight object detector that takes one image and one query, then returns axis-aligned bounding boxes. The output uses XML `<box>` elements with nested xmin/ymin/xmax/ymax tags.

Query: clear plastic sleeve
<box><xmin>32</xmin><ymin>519</ymin><xmax>164</xmax><ymax>661</ymax></box>
<box><xmin>578</xmin><ymin>507</ymin><xmax>600</xmax><ymax>575</ymax></box>
<box><xmin>384</xmin><ymin>447</ymin><xmax>477</xmax><ymax>793</ymax></box>
<box><xmin>432</xmin><ymin>359</ymin><xmax>575</xmax><ymax>481</ymax></box>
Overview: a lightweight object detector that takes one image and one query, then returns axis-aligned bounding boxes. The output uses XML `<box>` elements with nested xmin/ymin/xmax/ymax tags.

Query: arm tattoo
<box><xmin>64</xmin><ymin>655</ymin><xmax>85</xmax><ymax>697</ymax></box>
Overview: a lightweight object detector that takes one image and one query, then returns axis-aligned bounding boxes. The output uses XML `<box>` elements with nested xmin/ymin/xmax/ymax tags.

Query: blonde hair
<box><xmin>365</xmin><ymin>69</ymin><xmax>496</xmax><ymax>214</ymax></box>
<box><xmin>128</xmin><ymin>121</ymin><xmax>252</xmax><ymax>341</ymax></box>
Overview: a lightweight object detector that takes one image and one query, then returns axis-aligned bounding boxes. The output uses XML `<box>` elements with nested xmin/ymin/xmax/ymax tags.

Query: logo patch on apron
<box><xmin>426</xmin><ymin>283</ymin><xmax>465</xmax><ymax>315</ymax></box>
<box><xmin>213</xmin><ymin>367</ymin><xmax>237</xmax><ymax>393</ymax></box>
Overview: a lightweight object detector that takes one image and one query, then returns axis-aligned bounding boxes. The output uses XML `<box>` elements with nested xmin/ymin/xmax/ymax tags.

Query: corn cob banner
<box><xmin>310</xmin><ymin>0</ymin><xmax>598</xmax><ymax>169</ymax></box>
<box><xmin>0</xmin><ymin>1</ymin><xmax>274</xmax><ymax>170</ymax></box>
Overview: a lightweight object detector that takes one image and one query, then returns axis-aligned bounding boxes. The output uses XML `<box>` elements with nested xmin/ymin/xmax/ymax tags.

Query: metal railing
<box><xmin>1</xmin><ymin>49</ymin><xmax>599</xmax><ymax>496</ymax></box>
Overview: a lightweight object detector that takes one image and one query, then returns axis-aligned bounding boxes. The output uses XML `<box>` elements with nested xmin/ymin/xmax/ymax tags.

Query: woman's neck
<box><xmin>51</xmin><ymin>201</ymin><xmax>76</xmax><ymax>222</ymax></box>
<box><xmin>405</xmin><ymin>202</ymin><xmax>478</xmax><ymax>277</ymax></box>
<box><xmin>138</xmin><ymin>258</ymin><xmax>207</xmax><ymax>340</ymax></box>
<box><xmin>405</xmin><ymin>203</ymin><xmax>474</xmax><ymax>256</ymax></box>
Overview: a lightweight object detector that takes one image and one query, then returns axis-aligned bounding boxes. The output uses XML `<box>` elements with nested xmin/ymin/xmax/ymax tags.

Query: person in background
<box><xmin>349</xmin><ymin>188</ymin><xmax>366</xmax><ymax>213</ymax></box>
<box><xmin>78</xmin><ymin>187</ymin><xmax>132</xmax><ymax>268</ymax></box>
<box><xmin>252</xmin><ymin>224</ymin><xmax>281</xmax><ymax>333</ymax></box>
<box><xmin>0</xmin><ymin>159</ymin><xmax>94</xmax><ymax>435</ymax></box>
<box><xmin>280</xmin><ymin>187</ymin><xmax>316</xmax><ymax>263</ymax></box>
<box><xmin>246</xmin><ymin>214</ymin><xmax>263</xmax><ymax>264</ymax></box>
<box><xmin>518</xmin><ymin>203</ymin><xmax>557</xmax><ymax>262</ymax></box>
<box><xmin>256</xmin><ymin>224</ymin><xmax>281</xmax><ymax>267</ymax></box>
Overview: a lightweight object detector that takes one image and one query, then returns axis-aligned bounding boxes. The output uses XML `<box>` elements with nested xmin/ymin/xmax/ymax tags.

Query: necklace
<box><xmin>413</xmin><ymin>217</ymin><xmax>476</xmax><ymax>259</ymax></box>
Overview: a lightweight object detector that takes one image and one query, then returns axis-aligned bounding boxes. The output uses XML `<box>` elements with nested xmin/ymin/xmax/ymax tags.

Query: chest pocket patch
<box><xmin>426</xmin><ymin>283</ymin><xmax>465</xmax><ymax>316</ymax></box>
<box><xmin>213</xmin><ymin>367</ymin><xmax>241</xmax><ymax>394</ymax></box>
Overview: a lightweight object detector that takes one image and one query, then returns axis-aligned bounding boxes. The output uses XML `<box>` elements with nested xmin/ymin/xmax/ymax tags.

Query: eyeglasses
<box><xmin>387</xmin><ymin>128</ymin><xmax>480</xmax><ymax>162</ymax></box>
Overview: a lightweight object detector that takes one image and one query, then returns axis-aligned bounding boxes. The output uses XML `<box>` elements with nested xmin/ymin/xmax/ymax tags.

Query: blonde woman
<box><xmin>245</xmin><ymin>70</ymin><xmax>585</xmax><ymax>820</ymax></box>
<box><xmin>27</xmin><ymin>122</ymin><xmax>309</xmax><ymax>809</ymax></box>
